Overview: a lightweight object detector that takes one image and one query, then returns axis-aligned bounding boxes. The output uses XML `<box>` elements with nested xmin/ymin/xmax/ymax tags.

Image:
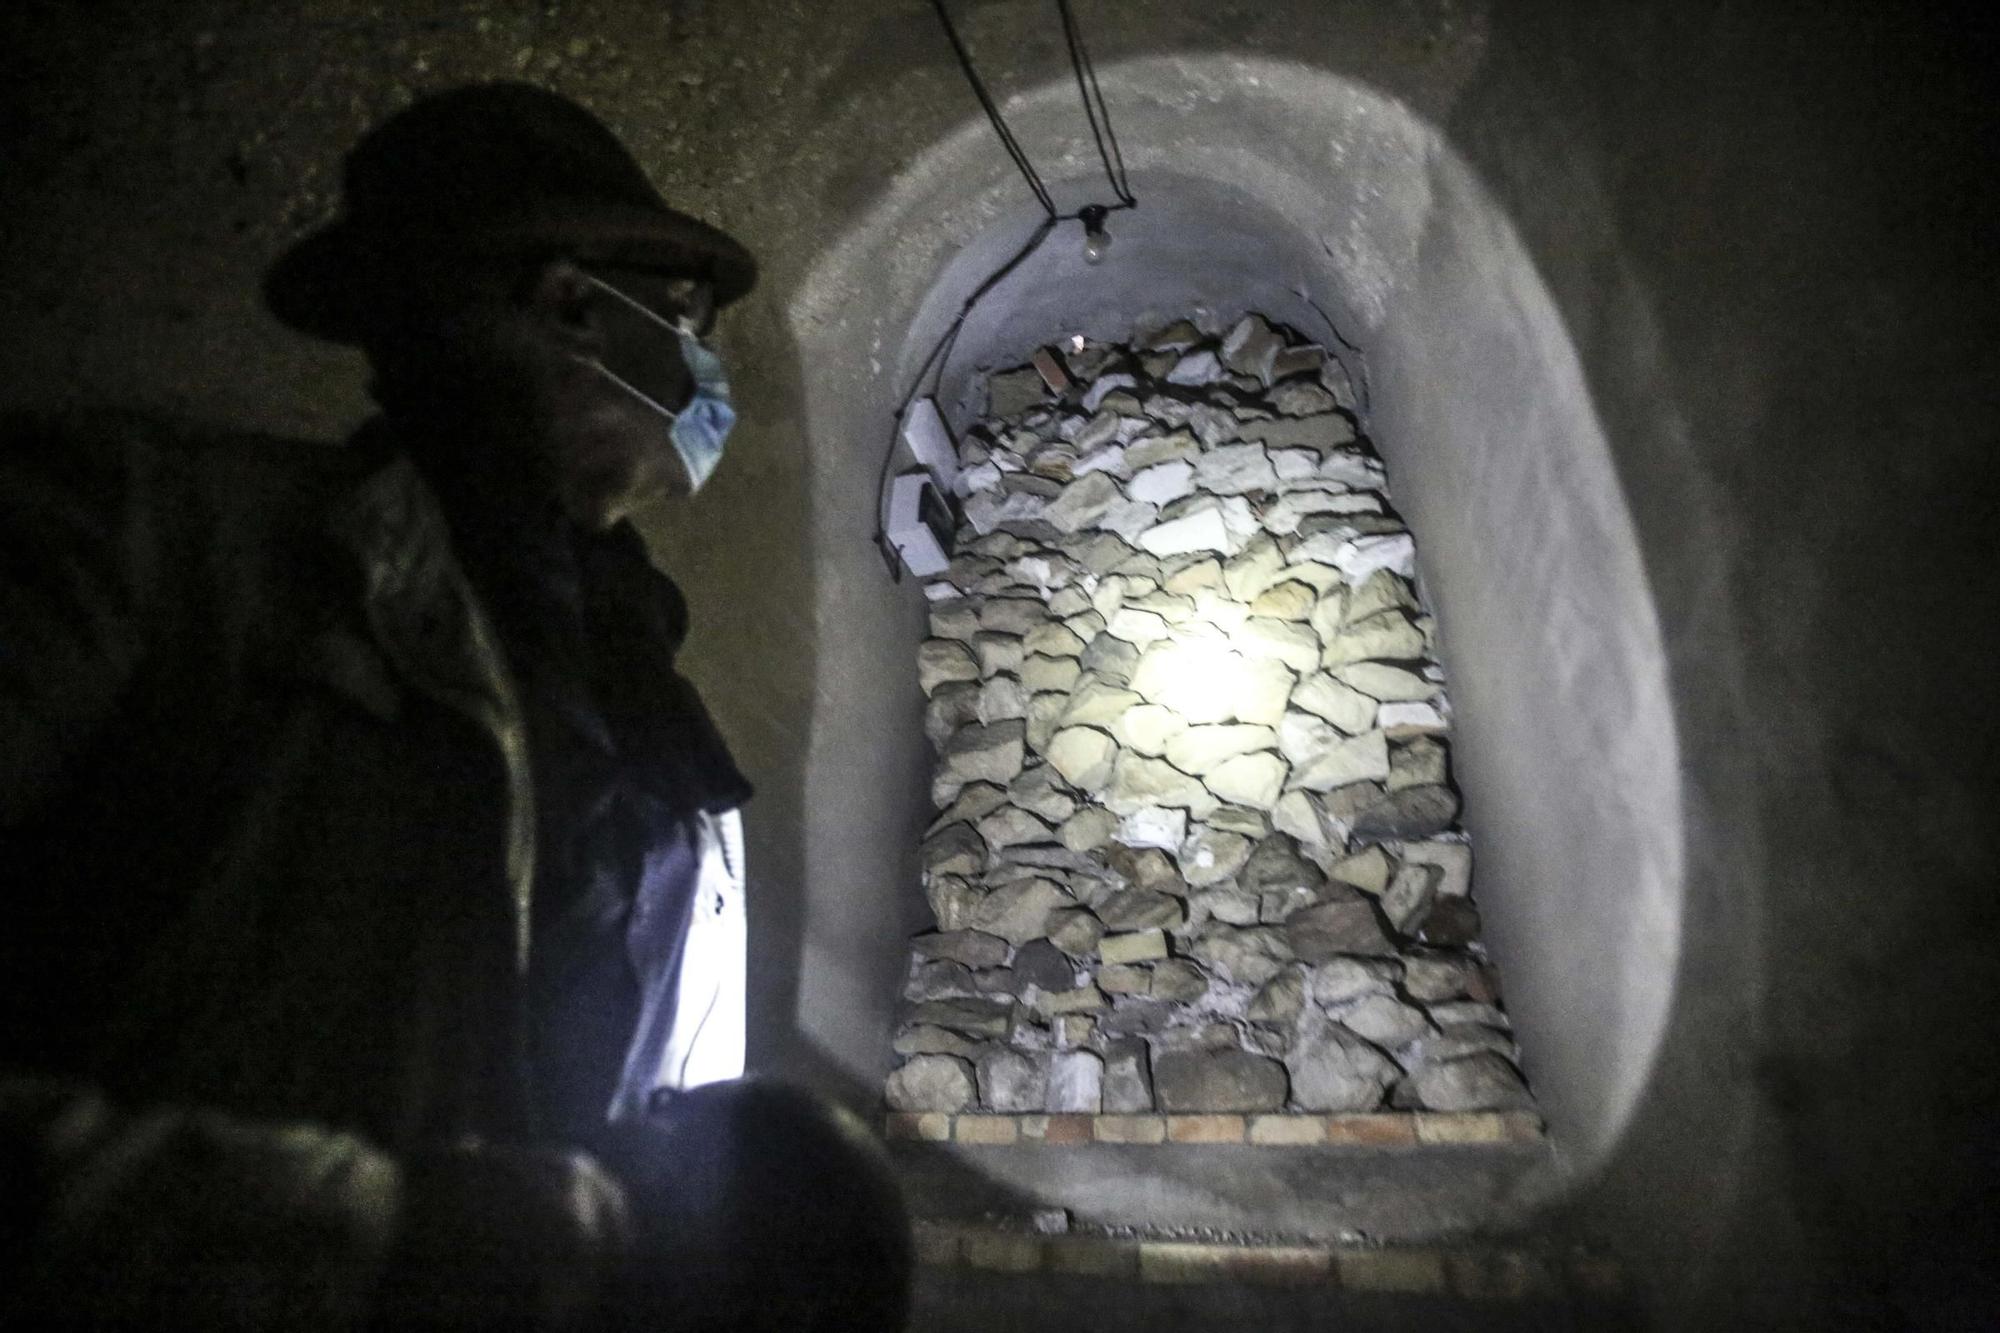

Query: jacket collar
<box><xmin>325</xmin><ymin>447</ymin><xmax>536</xmax><ymax>973</ymax></box>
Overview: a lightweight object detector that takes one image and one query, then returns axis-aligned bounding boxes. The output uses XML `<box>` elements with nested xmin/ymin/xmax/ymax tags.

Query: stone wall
<box><xmin>885</xmin><ymin>315</ymin><xmax>1535</xmax><ymax>1123</ymax></box>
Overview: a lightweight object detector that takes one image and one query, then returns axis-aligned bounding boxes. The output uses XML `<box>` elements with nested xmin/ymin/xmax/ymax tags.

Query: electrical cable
<box><xmin>1056</xmin><ymin>0</ymin><xmax>1135</xmax><ymax>206</ymax></box>
<box><xmin>928</xmin><ymin>0</ymin><xmax>1057</xmax><ymax>218</ymax></box>
<box><xmin>871</xmin><ymin>214</ymin><xmax>1060</xmax><ymax>577</ymax></box>
<box><xmin>873</xmin><ymin>0</ymin><xmax>1140</xmax><ymax>577</ymax></box>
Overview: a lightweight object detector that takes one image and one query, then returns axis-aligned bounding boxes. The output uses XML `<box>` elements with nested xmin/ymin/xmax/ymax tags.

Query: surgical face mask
<box><xmin>576</xmin><ymin>273</ymin><xmax>736</xmax><ymax>494</ymax></box>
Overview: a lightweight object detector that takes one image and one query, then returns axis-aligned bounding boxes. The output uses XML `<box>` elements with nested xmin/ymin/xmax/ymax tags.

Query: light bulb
<box><xmin>1079</xmin><ymin>204</ymin><xmax>1112</xmax><ymax>266</ymax></box>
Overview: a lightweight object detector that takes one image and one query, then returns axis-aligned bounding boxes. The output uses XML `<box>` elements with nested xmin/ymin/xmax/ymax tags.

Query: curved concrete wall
<box><xmin>793</xmin><ymin>56</ymin><xmax>1685</xmax><ymax>1188</ymax></box>
<box><xmin>7</xmin><ymin>2</ymin><xmax>1990</xmax><ymax>1322</ymax></box>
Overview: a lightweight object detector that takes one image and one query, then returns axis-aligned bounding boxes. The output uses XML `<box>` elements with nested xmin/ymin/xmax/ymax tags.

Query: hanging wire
<box><xmin>872</xmin><ymin>214</ymin><xmax>1061</xmax><ymax>576</ymax></box>
<box><xmin>1056</xmin><ymin>0</ymin><xmax>1136</xmax><ymax>206</ymax></box>
<box><xmin>928</xmin><ymin>0</ymin><xmax>1057</xmax><ymax>218</ymax></box>
<box><xmin>873</xmin><ymin>0</ymin><xmax>1140</xmax><ymax>576</ymax></box>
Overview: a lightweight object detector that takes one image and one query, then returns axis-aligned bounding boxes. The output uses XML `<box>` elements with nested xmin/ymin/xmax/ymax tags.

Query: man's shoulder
<box><xmin>1</xmin><ymin>407</ymin><xmax>380</xmax><ymax>522</ymax></box>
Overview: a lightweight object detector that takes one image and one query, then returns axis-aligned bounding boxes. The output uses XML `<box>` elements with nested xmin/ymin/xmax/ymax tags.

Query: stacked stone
<box><xmin>886</xmin><ymin>314</ymin><xmax>1534</xmax><ymax>1123</ymax></box>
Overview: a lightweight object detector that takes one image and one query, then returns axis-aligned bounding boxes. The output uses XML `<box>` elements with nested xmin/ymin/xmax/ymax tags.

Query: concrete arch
<box><xmin>787</xmin><ymin>53</ymin><xmax>1685</xmax><ymax>1188</ymax></box>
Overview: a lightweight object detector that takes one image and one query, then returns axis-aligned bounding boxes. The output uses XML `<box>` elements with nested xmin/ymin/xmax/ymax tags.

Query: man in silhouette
<box><xmin>0</xmin><ymin>84</ymin><xmax>908</xmax><ymax>1328</ymax></box>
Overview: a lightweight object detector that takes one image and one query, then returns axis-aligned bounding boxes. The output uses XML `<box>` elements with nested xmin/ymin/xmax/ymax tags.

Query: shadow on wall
<box><xmin>784</xmin><ymin>52</ymin><xmax>1695</xmax><ymax>1207</ymax></box>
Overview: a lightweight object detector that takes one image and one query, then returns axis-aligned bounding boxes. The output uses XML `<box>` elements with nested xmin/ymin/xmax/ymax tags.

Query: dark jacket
<box><xmin>0</xmin><ymin>411</ymin><xmax>764</xmax><ymax>1322</ymax></box>
<box><xmin>1</xmin><ymin>408</ymin><xmax>746</xmax><ymax>1147</ymax></box>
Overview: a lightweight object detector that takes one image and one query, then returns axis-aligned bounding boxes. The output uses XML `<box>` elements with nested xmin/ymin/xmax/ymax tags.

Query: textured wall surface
<box><xmin>3</xmin><ymin>2</ymin><xmax>1994</xmax><ymax>1326</ymax></box>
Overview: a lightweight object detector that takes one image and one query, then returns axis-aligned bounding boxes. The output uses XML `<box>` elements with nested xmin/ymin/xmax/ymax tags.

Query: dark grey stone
<box><xmin>1287</xmin><ymin>899</ymin><xmax>1396</xmax><ymax>961</ymax></box>
<box><xmin>1407</xmin><ymin>1053</ymin><xmax>1536</xmax><ymax>1112</ymax></box>
<box><xmin>1007</xmin><ymin>938</ymin><xmax>1077</xmax><ymax>996</ymax></box>
<box><xmin>1152</xmin><ymin>1048</ymin><xmax>1289</xmax><ymax>1113</ymax></box>
<box><xmin>1102</xmin><ymin>1038</ymin><xmax>1155</xmax><ymax>1112</ymax></box>
<box><xmin>1350</xmin><ymin>784</ymin><xmax>1460</xmax><ymax>842</ymax></box>
<box><xmin>910</xmin><ymin>929</ymin><xmax>1011</xmax><ymax>969</ymax></box>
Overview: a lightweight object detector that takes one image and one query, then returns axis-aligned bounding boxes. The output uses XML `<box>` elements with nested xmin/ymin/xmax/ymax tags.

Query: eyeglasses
<box><xmin>582</xmin><ymin>263</ymin><xmax>718</xmax><ymax>338</ymax></box>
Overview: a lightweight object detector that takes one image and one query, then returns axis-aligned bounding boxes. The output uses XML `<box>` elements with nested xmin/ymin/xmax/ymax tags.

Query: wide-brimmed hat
<box><xmin>265</xmin><ymin>83</ymin><xmax>756</xmax><ymax>344</ymax></box>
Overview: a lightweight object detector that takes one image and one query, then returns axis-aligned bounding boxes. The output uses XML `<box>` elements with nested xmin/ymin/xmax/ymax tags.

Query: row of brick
<box><xmin>884</xmin><ymin>1109</ymin><xmax>1543</xmax><ymax>1147</ymax></box>
<box><xmin>914</xmin><ymin>1222</ymin><xmax>1624</xmax><ymax>1301</ymax></box>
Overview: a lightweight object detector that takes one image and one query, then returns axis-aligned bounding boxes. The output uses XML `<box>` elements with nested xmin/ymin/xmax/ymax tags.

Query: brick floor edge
<box><xmin>911</xmin><ymin>1222</ymin><xmax>1625</xmax><ymax>1301</ymax></box>
<box><xmin>883</xmin><ymin>1110</ymin><xmax>1544</xmax><ymax>1147</ymax></box>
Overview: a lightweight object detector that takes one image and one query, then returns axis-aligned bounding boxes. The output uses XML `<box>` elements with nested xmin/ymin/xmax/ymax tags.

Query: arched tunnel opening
<box><xmin>788</xmin><ymin>58</ymin><xmax>1686</xmax><ymax>1241</ymax></box>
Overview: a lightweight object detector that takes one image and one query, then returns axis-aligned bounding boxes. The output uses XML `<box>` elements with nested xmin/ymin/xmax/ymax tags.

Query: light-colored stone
<box><xmin>1236</xmin><ymin>413</ymin><xmax>1359</xmax><ymax>454</ymax></box>
<box><xmin>1248</xmin><ymin>580</ymin><xmax>1317</xmax><ymax>620</ymax></box>
<box><xmin>1247</xmin><ymin>966</ymin><xmax>1307</xmax><ymax>1022</ymax></box>
<box><xmin>1046</xmin><ymin>907</ymin><xmax>1106</xmax><ymax>956</ymax></box>
<box><xmin>971</xmin><ymin>877</ymin><xmax>1069</xmax><ymax>946</ymax></box>
<box><xmin>935</xmin><ymin>720</ymin><xmax>1028</xmax><ymax>802</ymax></box>
<box><xmin>1104</xmin><ymin>754</ymin><xmax>1216</xmax><ymax>815</ymax></box>
<box><xmin>977</xmin><ymin>804</ymin><xmax>1052</xmax><ymax>850</ymax></box>
<box><xmin>962</xmin><ymin>488</ymin><xmax>1049</xmax><ymax>533</ymax></box>
<box><xmin>1123</xmin><ymin>430</ymin><xmax>1198</xmax><ymax>470</ymax></box>
<box><xmin>1331</xmin><ymin>532</ymin><xmax>1417</xmax><ymax>582</ymax></box>
<box><xmin>1045</xmin><ymin>727</ymin><xmax>1118</xmax><ymax>790</ymax></box>
<box><xmin>1205</xmin><ymin>752</ymin><xmax>1290</xmax><ymax>811</ymax></box>
<box><xmin>1128</xmin><ymin>642</ymin><xmax>1294</xmax><ymax>727</ymax></box>
<box><xmin>1378</xmin><ymin>701</ymin><xmax>1449</xmax><ymax>734</ymax></box>
<box><xmin>1344</xmin><ymin>569</ymin><xmax>1419</xmax><ymax>623</ymax></box>
<box><xmin>1099</xmin><ymin>929</ymin><xmax>1170</xmax><ymax>964</ymax></box>
<box><xmin>1049</xmin><ymin>1051</ymin><xmax>1105</xmax><ymax>1112</ymax></box>
<box><xmin>1336</xmin><ymin>660</ymin><xmax>1448</xmax><ymax>700</ymax></box>
<box><xmin>1192</xmin><ymin>443</ymin><xmax>1277</xmax><ymax>495</ymax></box>
<box><xmin>1038</xmin><ymin>983</ymin><xmax>1109</xmax><ymax>1015</ymax></box>
<box><xmin>1097</xmin><ymin>888</ymin><xmax>1186</xmax><ymax>932</ymax></box>
<box><xmin>1008</xmin><ymin>765</ymin><xmax>1077</xmax><ymax>823</ymax></box>
<box><xmin>1135</xmin><ymin>507</ymin><xmax>1231</xmax><ymax>557</ymax></box>
<box><xmin>977</xmin><ymin>674</ymin><xmax>1028</xmax><ymax>723</ymax></box>
<box><xmin>918</xmin><ymin>638</ymin><xmax>981</xmax><ymax>694</ymax></box>
<box><xmin>1057</xmin><ymin>807</ymin><xmax>1119</xmax><ymax>853</ymax></box>
<box><xmin>1149</xmin><ymin>960</ymin><xmax>1209</xmax><ymax>1002</ymax></box>
<box><xmin>1400</xmin><ymin>840</ymin><xmax>1472</xmax><ymax>898</ymax></box>
<box><xmin>1188</xmin><ymin>925</ymin><xmax>1293</xmax><ymax>986</ymax></box>
<box><xmin>1287</xmin><ymin>1011</ymin><xmax>1398</xmax><ymax>1112</ymax></box>
<box><xmin>1310</xmin><ymin>957</ymin><xmax>1401</xmax><ymax>1005</ymax></box>
<box><xmin>1097</xmin><ymin>962</ymin><xmax>1152</xmax><ymax>995</ymax></box>
<box><xmin>924</xmin><ymin>875</ymin><xmax>983</xmax><ymax>931</ymax></box>
<box><xmin>1328</xmin><ymin>846</ymin><xmax>1394</xmax><ymax>895</ymax></box>
<box><xmin>928</xmin><ymin>782</ymin><xmax>1010</xmax><ymax>836</ymax></box>
<box><xmin>1220</xmin><ymin>314</ymin><xmax>1286</xmax><ymax>380</ymax></box>
<box><xmin>1164</xmin><ymin>724</ymin><xmax>1278</xmax><ymax>775</ymax></box>
<box><xmin>974</xmin><ymin>632</ymin><xmax>1024</xmax><ymax>678</ymax></box>
<box><xmin>1057</xmin><ymin>678</ymin><xmax>1142</xmax><ymax>730</ymax></box>
<box><xmin>1125</xmin><ymin>459</ymin><xmax>1195</xmax><ymax>506</ymax></box>
<box><xmin>1380</xmin><ymin>862</ymin><xmax>1440</xmax><ymax>933</ymax></box>
<box><xmin>1104</xmin><ymin>606</ymin><xmax>1173</xmax><ymax>646</ymax></box>
<box><xmin>1388</xmin><ymin>737</ymin><xmax>1449</xmax><ymax>792</ymax></box>
<box><xmin>1197</xmin><ymin>887</ymin><xmax>1262</xmax><ymax>927</ymax></box>
<box><xmin>892</xmin><ymin>1025</ymin><xmax>983</xmax><ymax>1058</ymax></box>
<box><xmin>1221</xmin><ymin>535</ymin><xmax>1284</xmax><ymax>601</ymax></box>
<box><xmin>981</xmin><ymin>596</ymin><xmax>1048</xmax><ymax>635</ymax></box>
<box><xmin>1235</xmin><ymin>617</ymin><xmax>1322</xmax><ymax>674</ymax></box>
<box><xmin>1115</xmin><ymin>806</ymin><xmax>1188</xmax><ymax>851</ymax></box>
<box><xmin>1273</xmin><ymin>792</ymin><xmax>1335</xmax><ymax>849</ymax></box>
<box><xmin>977</xmin><ymin>1048</ymin><xmax>1047</xmax><ymax>1112</ymax></box>
<box><xmin>1024</xmin><ymin>620</ymin><xmax>1086</xmax><ymax>658</ymax></box>
<box><xmin>1019</xmin><ymin>653</ymin><xmax>1084</xmax><ymax>695</ymax></box>
<box><xmin>1179</xmin><ymin>825</ymin><xmax>1253</xmax><ymax>886</ymax></box>
<box><xmin>1288</xmin><ymin>728</ymin><xmax>1391</xmax><ymax>792</ymax></box>
<box><xmin>886</xmin><ymin>1056</ymin><xmax>977</xmax><ymax>1113</ymax></box>
<box><xmin>1270</xmin><ymin>380</ymin><xmax>1338</xmax><ymax>417</ymax></box>
<box><xmin>1322</xmin><ymin>610</ymin><xmax>1425</xmax><ymax>668</ymax></box>
<box><xmin>1275</xmin><ymin>710</ymin><xmax>1346</xmax><ymax>768</ymax></box>
<box><xmin>1290</xmin><ymin>675</ymin><xmax>1378</xmax><ymax>733</ymax></box>
<box><xmin>1338</xmin><ymin>993</ymin><xmax>1435</xmax><ymax>1047</ymax></box>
